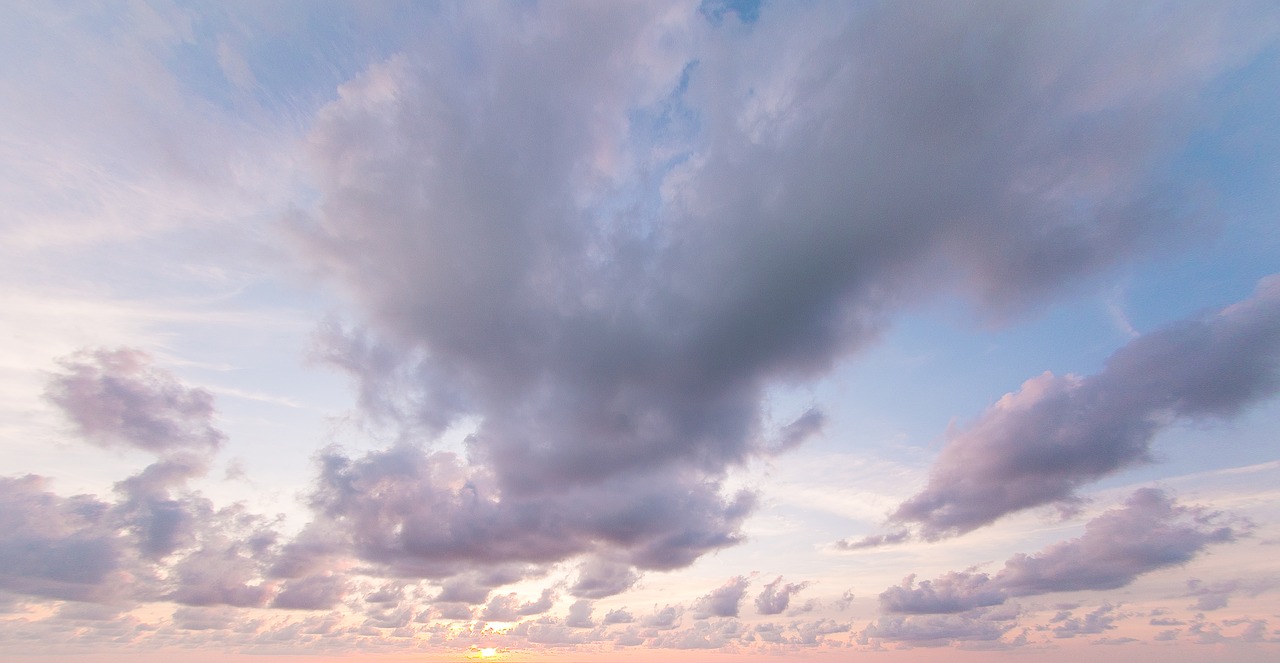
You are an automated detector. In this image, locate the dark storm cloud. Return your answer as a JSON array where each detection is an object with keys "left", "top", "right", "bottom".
[
  {"left": 755, "top": 576, "right": 810, "bottom": 615},
  {"left": 693, "top": 575, "right": 750, "bottom": 618},
  {"left": 283, "top": 1, "right": 1278, "bottom": 587},
  {"left": 879, "top": 489, "right": 1241, "bottom": 615},
  {"left": 46, "top": 348, "right": 225, "bottom": 454},
  {"left": 891, "top": 276, "right": 1280, "bottom": 539}
]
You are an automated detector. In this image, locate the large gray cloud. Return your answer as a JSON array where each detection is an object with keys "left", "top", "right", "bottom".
[
  {"left": 888, "top": 276, "right": 1280, "bottom": 539},
  {"left": 284, "top": 0, "right": 1277, "bottom": 589},
  {"left": 879, "top": 488, "right": 1242, "bottom": 615}
]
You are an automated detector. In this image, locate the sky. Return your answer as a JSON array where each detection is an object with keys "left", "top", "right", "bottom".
[{"left": 2, "top": 0, "right": 1280, "bottom": 661}]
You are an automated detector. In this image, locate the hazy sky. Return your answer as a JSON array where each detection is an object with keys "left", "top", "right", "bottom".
[{"left": 2, "top": 1, "right": 1279, "bottom": 661}]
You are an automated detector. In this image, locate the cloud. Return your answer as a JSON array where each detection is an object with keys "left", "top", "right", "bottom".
[
  {"left": 45, "top": 348, "right": 225, "bottom": 455},
  {"left": 164, "top": 503, "right": 279, "bottom": 608},
  {"left": 278, "top": 0, "right": 1280, "bottom": 593},
  {"left": 1, "top": 349, "right": 280, "bottom": 607},
  {"left": 879, "top": 488, "right": 1242, "bottom": 614},
  {"left": 0, "top": 475, "right": 125, "bottom": 602},
  {"left": 292, "top": 443, "right": 752, "bottom": 586},
  {"left": 890, "top": 276, "right": 1280, "bottom": 539},
  {"left": 640, "top": 605, "right": 683, "bottom": 630},
  {"left": 1183, "top": 577, "right": 1278, "bottom": 611},
  {"left": 755, "top": 576, "right": 810, "bottom": 615},
  {"left": 271, "top": 574, "right": 350, "bottom": 611},
  {"left": 859, "top": 610, "right": 1016, "bottom": 648},
  {"left": 569, "top": 557, "right": 643, "bottom": 599},
  {"left": 565, "top": 599, "right": 595, "bottom": 628},
  {"left": 603, "top": 607, "right": 635, "bottom": 625},
  {"left": 835, "top": 530, "right": 910, "bottom": 551},
  {"left": 1050, "top": 604, "right": 1121, "bottom": 639},
  {"left": 693, "top": 575, "right": 750, "bottom": 618},
  {"left": 112, "top": 454, "right": 209, "bottom": 559},
  {"left": 481, "top": 588, "right": 557, "bottom": 622},
  {"left": 879, "top": 572, "right": 1005, "bottom": 615}
]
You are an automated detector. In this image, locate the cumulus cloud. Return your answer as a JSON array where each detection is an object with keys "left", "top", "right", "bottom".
[
  {"left": 693, "top": 575, "right": 750, "bottom": 619},
  {"left": 755, "top": 576, "right": 810, "bottom": 615},
  {"left": 1183, "top": 577, "right": 1278, "bottom": 611},
  {"left": 291, "top": 444, "right": 751, "bottom": 586},
  {"left": 879, "top": 489, "right": 1242, "bottom": 614},
  {"left": 890, "top": 276, "right": 1280, "bottom": 539},
  {"left": 46, "top": 348, "right": 225, "bottom": 454},
  {"left": 565, "top": 599, "right": 595, "bottom": 629},
  {"left": 603, "top": 607, "right": 635, "bottom": 625},
  {"left": 481, "top": 588, "right": 557, "bottom": 622},
  {"left": 1050, "top": 604, "right": 1121, "bottom": 639},
  {"left": 0, "top": 475, "right": 125, "bottom": 603},
  {"left": 859, "top": 610, "right": 1016, "bottom": 648},
  {"left": 271, "top": 574, "right": 350, "bottom": 611},
  {"left": 569, "top": 557, "right": 644, "bottom": 599},
  {"left": 0, "top": 350, "right": 296, "bottom": 614},
  {"left": 283, "top": 0, "right": 1278, "bottom": 588}
]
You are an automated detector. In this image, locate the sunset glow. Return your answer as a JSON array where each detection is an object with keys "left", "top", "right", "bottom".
[{"left": 1, "top": 1, "right": 1278, "bottom": 662}]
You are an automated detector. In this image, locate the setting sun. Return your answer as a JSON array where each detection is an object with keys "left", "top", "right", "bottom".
[{"left": 464, "top": 646, "right": 501, "bottom": 660}]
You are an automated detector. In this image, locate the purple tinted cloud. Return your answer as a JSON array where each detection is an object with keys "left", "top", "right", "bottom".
[
  {"left": 891, "top": 277, "right": 1280, "bottom": 539},
  {"left": 859, "top": 610, "right": 1016, "bottom": 648},
  {"left": 1051, "top": 604, "right": 1119, "bottom": 639},
  {"left": 46, "top": 348, "right": 225, "bottom": 454},
  {"left": 271, "top": 574, "right": 350, "bottom": 611},
  {"left": 0, "top": 475, "right": 123, "bottom": 602},
  {"left": 279, "top": 0, "right": 1277, "bottom": 588},
  {"left": 1183, "top": 577, "right": 1278, "bottom": 611},
  {"left": 755, "top": 576, "right": 810, "bottom": 615},
  {"left": 0, "top": 350, "right": 296, "bottom": 611},
  {"left": 879, "top": 489, "right": 1242, "bottom": 614},
  {"left": 288, "top": 444, "right": 752, "bottom": 586},
  {"left": 693, "top": 575, "right": 751, "bottom": 619}
]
